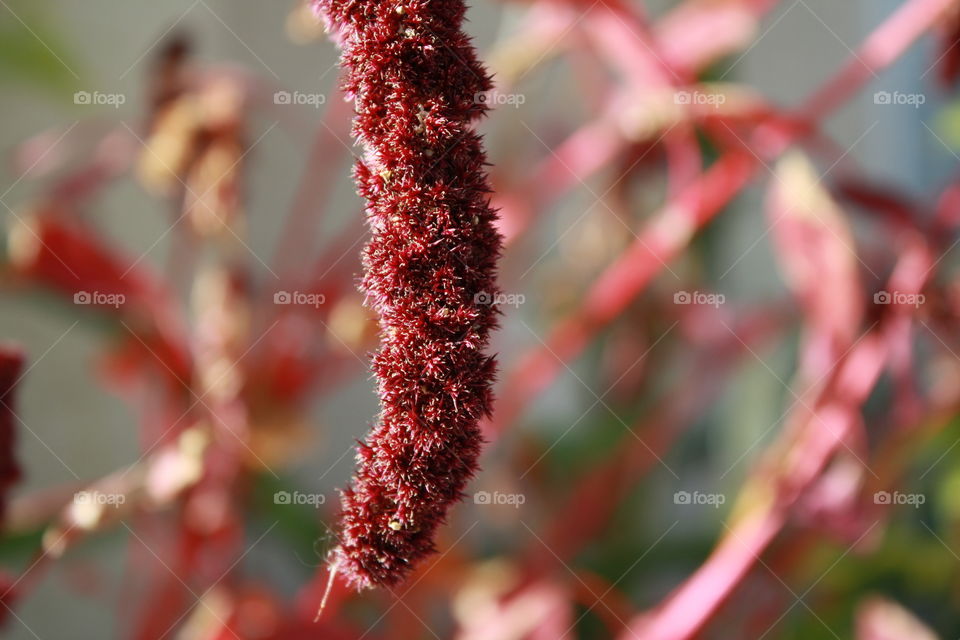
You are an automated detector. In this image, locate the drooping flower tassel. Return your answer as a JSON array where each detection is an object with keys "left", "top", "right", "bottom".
[{"left": 313, "top": 0, "right": 502, "bottom": 589}]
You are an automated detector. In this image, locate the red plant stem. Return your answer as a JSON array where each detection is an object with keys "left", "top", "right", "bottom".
[
  {"left": 492, "top": 149, "right": 756, "bottom": 434},
  {"left": 737, "top": 323, "right": 960, "bottom": 640},
  {"left": 800, "top": 0, "right": 956, "bottom": 122},
  {"left": 493, "top": 0, "right": 771, "bottom": 244},
  {"left": 534, "top": 306, "right": 787, "bottom": 564},
  {"left": 0, "top": 347, "right": 23, "bottom": 523},
  {"left": 581, "top": 1, "right": 674, "bottom": 87},
  {"left": 494, "top": 2, "right": 685, "bottom": 242},
  {"left": 496, "top": 111, "right": 625, "bottom": 243},
  {"left": 640, "top": 508, "right": 788, "bottom": 640},
  {"left": 626, "top": 186, "right": 941, "bottom": 639},
  {"left": 493, "top": 0, "right": 782, "bottom": 245},
  {"left": 625, "top": 331, "right": 889, "bottom": 640},
  {"left": 11, "top": 216, "right": 193, "bottom": 390},
  {"left": 492, "top": 0, "right": 950, "bottom": 438}
]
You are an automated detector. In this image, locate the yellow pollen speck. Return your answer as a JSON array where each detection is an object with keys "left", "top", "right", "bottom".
[{"left": 388, "top": 520, "right": 402, "bottom": 531}]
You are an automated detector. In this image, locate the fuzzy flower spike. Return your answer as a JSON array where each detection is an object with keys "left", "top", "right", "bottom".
[{"left": 313, "top": 0, "right": 502, "bottom": 590}]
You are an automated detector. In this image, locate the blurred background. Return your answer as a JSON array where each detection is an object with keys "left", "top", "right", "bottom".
[{"left": 1, "top": 0, "right": 960, "bottom": 638}]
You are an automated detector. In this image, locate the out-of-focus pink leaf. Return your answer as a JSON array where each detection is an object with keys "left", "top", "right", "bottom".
[
  {"left": 656, "top": 0, "right": 777, "bottom": 76},
  {"left": 455, "top": 578, "right": 572, "bottom": 640},
  {"left": 581, "top": 1, "right": 670, "bottom": 87},
  {"left": 8, "top": 214, "right": 193, "bottom": 389},
  {"left": 768, "top": 152, "right": 864, "bottom": 371},
  {"left": 856, "top": 596, "right": 940, "bottom": 640},
  {"left": 935, "top": 180, "right": 960, "bottom": 228}
]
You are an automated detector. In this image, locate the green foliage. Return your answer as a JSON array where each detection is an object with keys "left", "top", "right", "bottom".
[{"left": 0, "top": 3, "right": 77, "bottom": 94}]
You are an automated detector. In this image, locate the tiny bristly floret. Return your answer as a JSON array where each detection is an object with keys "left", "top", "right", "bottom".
[{"left": 313, "top": 0, "right": 502, "bottom": 589}]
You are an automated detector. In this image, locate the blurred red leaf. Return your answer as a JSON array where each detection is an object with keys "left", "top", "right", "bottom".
[{"left": 0, "top": 347, "right": 23, "bottom": 524}]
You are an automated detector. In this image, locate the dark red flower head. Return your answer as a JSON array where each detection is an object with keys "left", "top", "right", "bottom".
[{"left": 313, "top": 0, "right": 502, "bottom": 589}]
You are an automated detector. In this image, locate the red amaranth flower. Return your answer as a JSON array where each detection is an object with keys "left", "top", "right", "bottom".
[{"left": 314, "top": 0, "right": 502, "bottom": 589}]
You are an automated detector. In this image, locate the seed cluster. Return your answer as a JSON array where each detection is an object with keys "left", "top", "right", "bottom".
[{"left": 314, "top": 0, "right": 502, "bottom": 588}]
